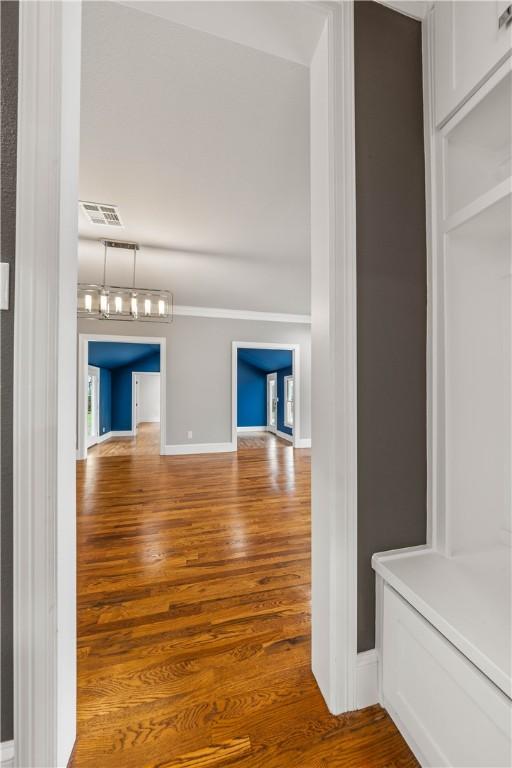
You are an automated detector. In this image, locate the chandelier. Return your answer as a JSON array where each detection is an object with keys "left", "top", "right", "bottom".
[{"left": 77, "top": 240, "right": 173, "bottom": 323}]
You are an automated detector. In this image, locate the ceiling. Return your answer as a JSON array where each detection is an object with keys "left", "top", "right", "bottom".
[
  {"left": 238, "top": 347, "right": 292, "bottom": 373},
  {"left": 88, "top": 342, "right": 160, "bottom": 369},
  {"left": 118, "top": 1, "right": 326, "bottom": 66},
  {"left": 79, "top": 1, "right": 311, "bottom": 313}
]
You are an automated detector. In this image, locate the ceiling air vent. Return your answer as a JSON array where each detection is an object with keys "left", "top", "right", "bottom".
[{"left": 79, "top": 201, "right": 123, "bottom": 227}]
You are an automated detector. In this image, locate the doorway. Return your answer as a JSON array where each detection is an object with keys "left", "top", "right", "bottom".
[
  {"left": 13, "top": 4, "right": 361, "bottom": 764},
  {"left": 132, "top": 372, "right": 161, "bottom": 434},
  {"left": 78, "top": 334, "right": 166, "bottom": 459},
  {"left": 232, "top": 341, "right": 300, "bottom": 449}
]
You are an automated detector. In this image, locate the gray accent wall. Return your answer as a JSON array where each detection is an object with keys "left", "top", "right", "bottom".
[
  {"left": 355, "top": 1, "right": 427, "bottom": 652},
  {"left": 0, "top": 0, "right": 18, "bottom": 743},
  {"left": 77, "top": 317, "right": 311, "bottom": 446}
]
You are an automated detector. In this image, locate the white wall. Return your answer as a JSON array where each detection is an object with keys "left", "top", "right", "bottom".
[
  {"left": 78, "top": 316, "right": 311, "bottom": 448},
  {"left": 137, "top": 374, "right": 160, "bottom": 423}
]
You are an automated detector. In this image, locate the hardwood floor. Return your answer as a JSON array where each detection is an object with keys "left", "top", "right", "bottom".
[
  {"left": 237, "top": 431, "right": 291, "bottom": 450},
  {"left": 73, "top": 437, "right": 418, "bottom": 767},
  {"left": 88, "top": 421, "right": 161, "bottom": 457}
]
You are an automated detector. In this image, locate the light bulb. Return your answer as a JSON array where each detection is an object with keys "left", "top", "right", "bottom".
[
  {"left": 158, "top": 299, "right": 165, "bottom": 315},
  {"left": 144, "top": 299, "right": 151, "bottom": 316},
  {"left": 115, "top": 296, "right": 122, "bottom": 313},
  {"left": 100, "top": 294, "right": 108, "bottom": 313},
  {"left": 85, "top": 294, "right": 92, "bottom": 312},
  {"left": 131, "top": 297, "right": 138, "bottom": 317}
]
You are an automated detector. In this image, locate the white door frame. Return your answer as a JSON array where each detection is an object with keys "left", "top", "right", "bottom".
[
  {"left": 14, "top": 2, "right": 359, "bottom": 764},
  {"left": 132, "top": 371, "right": 161, "bottom": 433},
  {"left": 87, "top": 365, "right": 101, "bottom": 447},
  {"left": 133, "top": 373, "right": 139, "bottom": 432},
  {"left": 232, "top": 341, "right": 301, "bottom": 449},
  {"left": 78, "top": 334, "right": 166, "bottom": 459},
  {"left": 283, "top": 374, "right": 294, "bottom": 430},
  {"left": 266, "top": 372, "right": 278, "bottom": 432},
  {"left": 13, "top": 3, "right": 82, "bottom": 765}
]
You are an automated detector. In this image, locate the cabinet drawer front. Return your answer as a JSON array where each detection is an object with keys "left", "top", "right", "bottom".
[{"left": 383, "top": 585, "right": 512, "bottom": 768}]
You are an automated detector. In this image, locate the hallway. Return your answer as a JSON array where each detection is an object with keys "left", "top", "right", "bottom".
[{"left": 73, "top": 442, "right": 417, "bottom": 767}]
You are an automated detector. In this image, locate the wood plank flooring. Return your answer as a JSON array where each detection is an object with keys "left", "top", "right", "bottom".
[
  {"left": 237, "top": 431, "right": 291, "bottom": 450},
  {"left": 73, "top": 436, "right": 418, "bottom": 767},
  {"left": 88, "top": 421, "right": 161, "bottom": 457}
]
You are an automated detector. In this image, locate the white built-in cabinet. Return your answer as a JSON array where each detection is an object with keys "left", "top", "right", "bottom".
[
  {"left": 374, "top": 3, "right": 511, "bottom": 766},
  {"left": 434, "top": 0, "right": 512, "bottom": 125}
]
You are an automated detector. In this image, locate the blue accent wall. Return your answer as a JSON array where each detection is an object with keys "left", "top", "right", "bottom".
[
  {"left": 238, "top": 347, "right": 292, "bottom": 373},
  {"left": 111, "top": 351, "right": 160, "bottom": 431},
  {"left": 89, "top": 342, "right": 159, "bottom": 370},
  {"left": 237, "top": 359, "right": 266, "bottom": 427},
  {"left": 236, "top": 349, "right": 293, "bottom": 434},
  {"left": 89, "top": 342, "right": 160, "bottom": 434}
]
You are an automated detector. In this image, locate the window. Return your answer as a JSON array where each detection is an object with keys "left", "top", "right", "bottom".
[{"left": 284, "top": 375, "right": 294, "bottom": 428}]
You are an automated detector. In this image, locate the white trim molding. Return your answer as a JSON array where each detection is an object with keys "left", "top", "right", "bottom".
[
  {"left": 236, "top": 426, "right": 268, "bottom": 433},
  {"left": 14, "top": 2, "right": 82, "bottom": 765},
  {"left": 78, "top": 334, "right": 166, "bottom": 460},
  {"left": 164, "top": 442, "right": 236, "bottom": 455},
  {"left": 275, "top": 429, "right": 294, "bottom": 443},
  {"left": 0, "top": 741, "right": 14, "bottom": 767},
  {"left": 231, "top": 341, "right": 303, "bottom": 451},
  {"left": 355, "top": 650, "right": 379, "bottom": 710},
  {"left": 174, "top": 304, "right": 311, "bottom": 324},
  {"left": 310, "top": 1, "right": 358, "bottom": 714},
  {"left": 294, "top": 437, "right": 311, "bottom": 449},
  {"left": 98, "top": 430, "right": 135, "bottom": 442}
]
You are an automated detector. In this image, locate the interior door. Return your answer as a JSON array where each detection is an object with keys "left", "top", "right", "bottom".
[
  {"left": 267, "top": 372, "right": 278, "bottom": 431},
  {"left": 87, "top": 366, "right": 100, "bottom": 447}
]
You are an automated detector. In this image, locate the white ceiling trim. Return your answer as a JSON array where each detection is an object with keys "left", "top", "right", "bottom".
[{"left": 174, "top": 304, "right": 311, "bottom": 324}]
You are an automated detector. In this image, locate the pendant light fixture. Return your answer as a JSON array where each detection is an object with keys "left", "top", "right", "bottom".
[{"left": 77, "top": 240, "right": 173, "bottom": 323}]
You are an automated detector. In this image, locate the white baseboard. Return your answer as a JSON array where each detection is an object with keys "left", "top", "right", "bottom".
[
  {"left": 237, "top": 426, "right": 268, "bottom": 433},
  {"left": 138, "top": 417, "right": 160, "bottom": 423},
  {"left": 0, "top": 741, "right": 14, "bottom": 766},
  {"left": 275, "top": 429, "right": 294, "bottom": 443},
  {"left": 164, "top": 441, "right": 236, "bottom": 455},
  {"left": 97, "top": 430, "right": 134, "bottom": 442},
  {"left": 294, "top": 437, "right": 311, "bottom": 448},
  {"left": 111, "top": 430, "right": 135, "bottom": 438},
  {"left": 356, "top": 649, "right": 379, "bottom": 709}
]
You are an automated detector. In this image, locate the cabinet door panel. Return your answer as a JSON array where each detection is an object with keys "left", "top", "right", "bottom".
[
  {"left": 382, "top": 586, "right": 512, "bottom": 768},
  {"left": 435, "top": 1, "right": 512, "bottom": 125}
]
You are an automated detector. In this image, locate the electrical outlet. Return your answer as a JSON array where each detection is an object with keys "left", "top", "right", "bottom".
[
  {"left": 187, "top": 430, "right": 193, "bottom": 439},
  {"left": 103, "top": 427, "right": 106, "bottom": 433}
]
